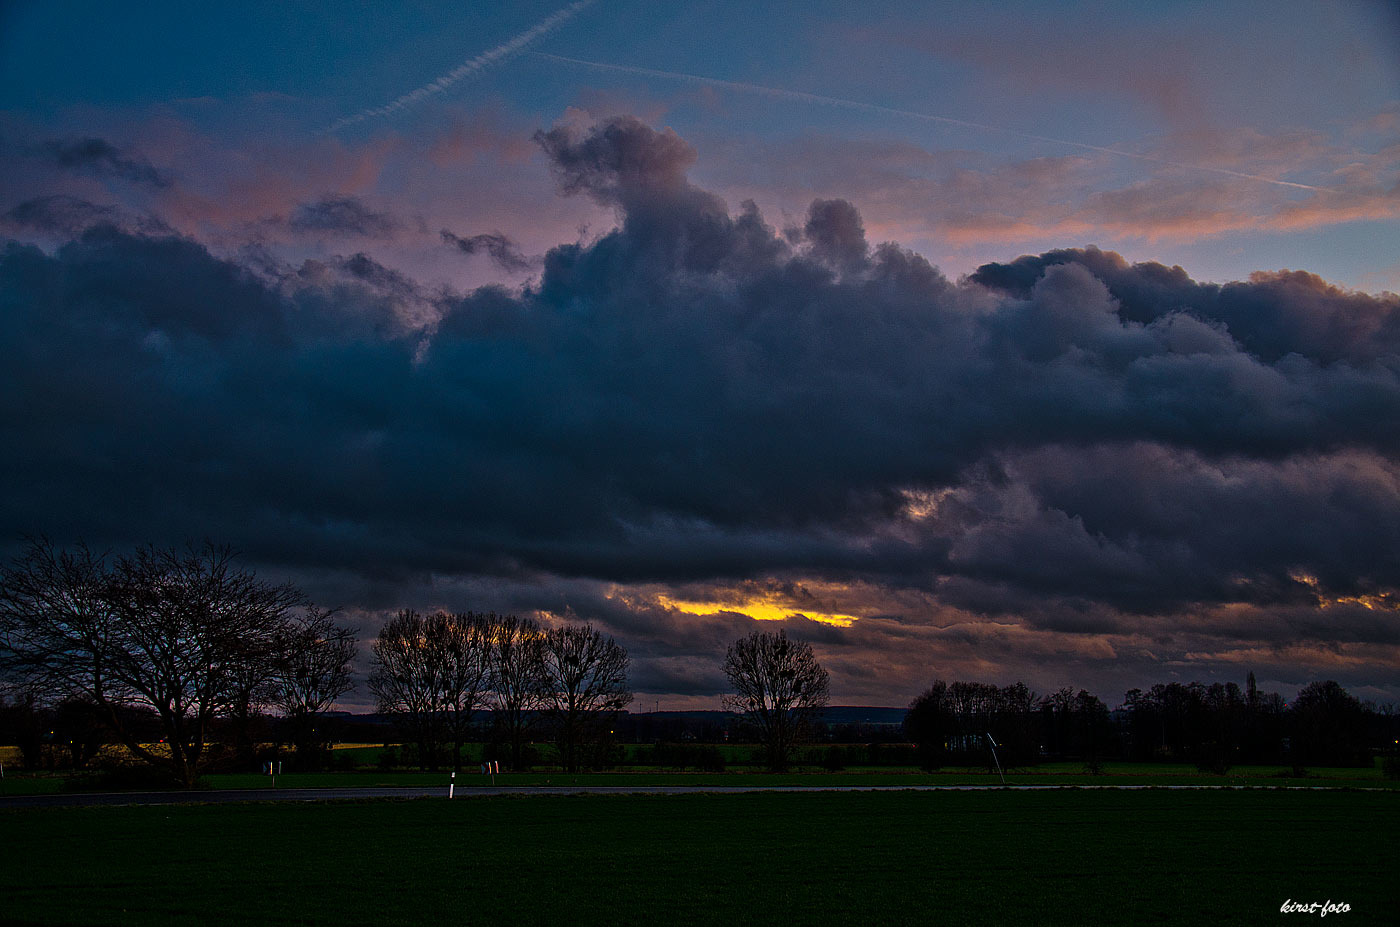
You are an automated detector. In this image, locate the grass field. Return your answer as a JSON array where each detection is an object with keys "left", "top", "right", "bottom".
[{"left": 1, "top": 789, "right": 1395, "bottom": 926}]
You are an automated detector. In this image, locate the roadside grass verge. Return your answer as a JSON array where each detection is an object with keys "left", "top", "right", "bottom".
[{"left": 4, "top": 759, "right": 1395, "bottom": 795}]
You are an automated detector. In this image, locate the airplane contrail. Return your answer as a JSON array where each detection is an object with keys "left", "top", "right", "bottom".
[
  {"left": 536, "top": 52, "right": 1349, "bottom": 196},
  {"left": 327, "top": 0, "right": 596, "bottom": 133}
]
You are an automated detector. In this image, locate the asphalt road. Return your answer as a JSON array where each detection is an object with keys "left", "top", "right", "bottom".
[{"left": 3, "top": 782, "right": 1367, "bottom": 809}]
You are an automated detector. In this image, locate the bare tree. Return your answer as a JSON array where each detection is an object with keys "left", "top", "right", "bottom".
[
  {"left": 369, "top": 610, "right": 491, "bottom": 770},
  {"left": 0, "top": 540, "right": 113, "bottom": 711},
  {"left": 488, "top": 614, "right": 545, "bottom": 771},
  {"left": 0, "top": 539, "right": 307, "bottom": 787},
  {"left": 905, "top": 680, "right": 956, "bottom": 771},
  {"left": 723, "top": 628, "right": 829, "bottom": 771},
  {"left": 224, "top": 630, "right": 282, "bottom": 766},
  {"left": 538, "top": 624, "right": 631, "bottom": 772},
  {"left": 369, "top": 609, "right": 444, "bottom": 769},
  {"left": 429, "top": 612, "right": 491, "bottom": 771},
  {"left": 274, "top": 606, "right": 357, "bottom": 770}
]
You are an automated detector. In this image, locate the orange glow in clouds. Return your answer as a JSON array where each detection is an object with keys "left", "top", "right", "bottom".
[{"left": 656, "top": 593, "right": 861, "bottom": 628}]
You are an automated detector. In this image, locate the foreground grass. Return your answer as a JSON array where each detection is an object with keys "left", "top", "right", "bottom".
[{"left": 2, "top": 790, "right": 1396, "bottom": 926}]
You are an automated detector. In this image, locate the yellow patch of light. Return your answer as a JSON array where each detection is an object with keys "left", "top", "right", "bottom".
[
  {"left": 657, "top": 594, "right": 861, "bottom": 628},
  {"left": 899, "top": 487, "right": 954, "bottom": 521},
  {"left": 1327, "top": 592, "right": 1395, "bottom": 611},
  {"left": 1288, "top": 570, "right": 1397, "bottom": 610}
]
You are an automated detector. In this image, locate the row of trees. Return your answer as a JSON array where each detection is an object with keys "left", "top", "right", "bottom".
[
  {"left": 0, "top": 541, "right": 648, "bottom": 781},
  {"left": 705, "top": 632, "right": 1397, "bottom": 774},
  {"left": 0, "top": 544, "right": 826, "bottom": 776},
  {"left": 903, "top": 674, "right": 1392, "bottom": 771},
  {"left": 372, "top": 625, "right": 831, "bottom": 774},
  {"left": 369, "top": 611, "right": 631, "bottom": 773},
  {"left": 904, "top": 681, "right": 1111, "bottom": 769},
  {"left": 0, "top": 541, "right": 642, "bottom": 782},
  {"left": 1120, "top": 676, "right": 1379, "bottom": 769},
  {"left": 0, "top": 540, "right": 355, "bottom": 786},
  {"left": 364, "top": 623, "right": 831, "bottom": 774}
]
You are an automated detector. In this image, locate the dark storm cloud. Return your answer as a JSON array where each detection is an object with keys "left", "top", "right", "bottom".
[
  {"left": 5, "top": 195, "right": 123, "bottom": 234},
  {"left": 535, "top": 117, "right": 697, "bottom": 208},
  {"left": 284, "top": 252, "right": 435, "bottom": 340},
  {"left": 924, "top": 445, "right": 1400, "bottom": 615},
  {"left": 287, "top": 196, "right": 401, "bottom": 237},
  {"left": 440, "top": 229, "right": 534, "bottom": 272},
  {"left": 803, "top": 198, "right": 868, "bottom": 273},
  {"left": 971, "top": 246, "right": 1400, "bottom": 365},
  {"left": 3, "top": 196, "right": 171, "bottom": 238},
  {"left": 34, "top": 136, "right": 171, "bottom": 188},
  {"left": 3, "top": 115, "right": 1400, "bottom": 653}
]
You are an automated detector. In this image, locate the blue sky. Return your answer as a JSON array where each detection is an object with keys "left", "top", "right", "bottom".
[
  {"left": 2, "top": 1, "right": 1399, "bottom": 707},
  {"left": 4, "top": 0, "right": 1396, "bottom": 288}
]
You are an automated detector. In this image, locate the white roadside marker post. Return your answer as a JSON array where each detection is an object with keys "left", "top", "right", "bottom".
[
  {"left": 449, "top": 771, "right": 455, "bottom": 799},
  {"left": 986, "top": 733, "right": 1007, "bottom": 785}
]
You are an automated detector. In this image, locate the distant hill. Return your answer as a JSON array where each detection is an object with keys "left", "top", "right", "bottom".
[
  {"left": 622, "top": 706, "right": 907, "bottom": 725},
  {"left": 323, "top": 706, "right": 908, "bottom": 725},
  {"left": 817, "top": 706, "right": 907, "bottom": 725}
]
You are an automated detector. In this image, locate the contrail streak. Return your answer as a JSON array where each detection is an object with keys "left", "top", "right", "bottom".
[
  {"left": 327, "top": 0, "right": 596, "bottom": 133},
  {"left": 537, "top": 52, "right": 1349, "bottom": 196}
]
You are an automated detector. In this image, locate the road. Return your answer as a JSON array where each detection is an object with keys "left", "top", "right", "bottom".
[{"left": 3, "top": 782, "right": 1371, "bottom": 809}]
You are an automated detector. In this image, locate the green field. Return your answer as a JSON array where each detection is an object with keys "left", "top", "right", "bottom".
[{"left": 2, "top": 789, "right": 1396, "bottom": 925}]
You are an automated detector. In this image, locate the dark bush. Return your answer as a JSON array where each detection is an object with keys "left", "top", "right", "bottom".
[
  {"left": 795, "top": 746, "right": 846, "bottom": 771},
  {"left": 63, "top": 761, "right": 183, "bottom": 792},
  {"left": 647, "top": 743, "right": 726, "bottom": 772},
  {"left": 1192, "top": 741, "right": 1233, "bottom": 775},
  {"left": 866, "top": 743, "right": 919, "bottom": 767}
]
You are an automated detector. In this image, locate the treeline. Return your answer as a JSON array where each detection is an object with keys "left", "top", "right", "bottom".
[{"left": 904, "top": 674, "right": 1399, "bottom": 772}]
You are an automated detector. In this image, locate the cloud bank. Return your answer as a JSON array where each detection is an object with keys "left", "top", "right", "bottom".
[{"left": 3, "top": 115, "right": 1398, "bottom": 703}]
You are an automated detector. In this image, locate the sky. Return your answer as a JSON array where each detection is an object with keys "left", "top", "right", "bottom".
[{"left": 2, "top": 0, "right": 1399, "bottom": 709}]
